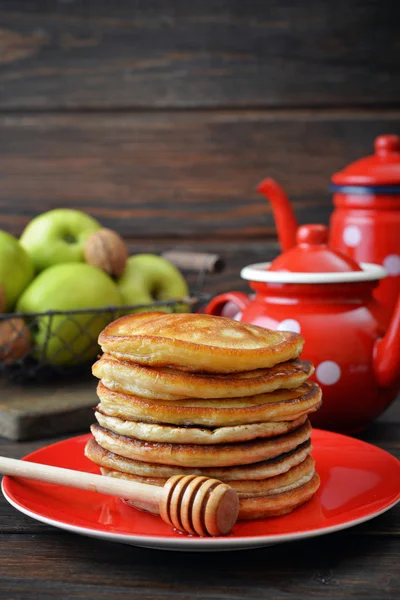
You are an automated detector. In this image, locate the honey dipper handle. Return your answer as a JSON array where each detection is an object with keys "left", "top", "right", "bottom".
[
  {"left": 0, "top": 456, "right": 161, "bottom": 512},
  {"left": 0, "top": 457, "right": 238, "bottom": 536}
]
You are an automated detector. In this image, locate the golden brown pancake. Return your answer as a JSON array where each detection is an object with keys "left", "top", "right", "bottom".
[
  {"left": 230, "top": 455, "right": 315, "bottom": 497},
  {"left": 88, "top": 310, "right": 321, "bottom": 523},
  {"left": 85, "top": 437, "right": 312, "bottom": 480},
  {"left": 90, "top": 420, "right": 311, "bottom": 468},
  {"left": 94, "top": 411, "right": 307, "bottom": 444},
  {"left": 238, "top": 473, "right": 320, "bottom": 519},
  {"left": 104, "top": 467, "right": 320, "bottom": 520},
  {"left": 100, "top": 455, "right": 315, "bottom": 497},
  {"left": 92, "top": 355, "right": 314, "bottom": 400},
  {"left": 96, "top": 381, "right": 322, "bottom": 426},
  {"left": 99, "top": 312, "right": 304, "bottom": 373}
]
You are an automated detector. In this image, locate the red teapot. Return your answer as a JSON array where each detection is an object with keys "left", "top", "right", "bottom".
[
  {"left": 256, "top": 134, "right": 400, "bottom": 321},
  {"left": 205, "top": 224, "right": 400, "bottom": 433}
]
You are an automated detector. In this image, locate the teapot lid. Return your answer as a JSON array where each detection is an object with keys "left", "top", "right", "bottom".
[
  {"left": 268, "top": 224, "right": 362, "bottom": 273},
  {"left": 241, "top": 224, "right": 387, "bottom": 284},
  {"left": 332, "top": 135, "right": 400, "bottom": 187}
]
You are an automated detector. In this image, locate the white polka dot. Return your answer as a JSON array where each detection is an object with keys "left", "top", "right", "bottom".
[
  {"left": 343, "top": 225, "right": 362, "bottom": 247},
  {"left": 233, "top": 311, "right": 242, "bottom": 321},
  {"left": 276, "top": 319, "right": 301, "bottom": 334},
  {"left": 383, "top": 254, "right": 400, "bottom": 276},
  {"left": 316, "top": 361, "right": 341, "bottom": 386}
]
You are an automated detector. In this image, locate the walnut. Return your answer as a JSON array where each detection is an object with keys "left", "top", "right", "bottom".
[
  {"left": 84, "top": 228, "right": 128, "bottom": 277},
  {"left": 0, "top": 317, "right": 31, "bottom": 364}
]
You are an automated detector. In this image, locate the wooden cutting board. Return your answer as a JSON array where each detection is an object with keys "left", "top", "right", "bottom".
[{"left": 0, "top": 379, "right": 97, "bottom": 441}]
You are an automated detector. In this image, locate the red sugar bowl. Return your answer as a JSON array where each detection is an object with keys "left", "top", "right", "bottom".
[{"left": 206, "top": 224, "right": 400, "bottom": 433}]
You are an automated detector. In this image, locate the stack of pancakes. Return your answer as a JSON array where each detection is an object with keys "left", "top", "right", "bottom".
[{"left": 85, "top": 312, "right": 321, "bottom": 520}]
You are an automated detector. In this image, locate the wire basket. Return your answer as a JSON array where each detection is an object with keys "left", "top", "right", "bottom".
[{"left": 0, "top": 295, "right": 210, "bottom": 383}]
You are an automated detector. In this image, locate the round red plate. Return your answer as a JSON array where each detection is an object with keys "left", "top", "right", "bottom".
[{"left": 2, "top": 430, "right": 399, "bottom": 551}]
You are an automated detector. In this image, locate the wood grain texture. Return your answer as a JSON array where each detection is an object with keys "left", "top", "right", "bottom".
[
  {"left": 0, "top": 0, "right": 399, "bottom": 110},
  {"left": 1, "top": 110, "right": 399, "bottom": 240},
  {"left": 0, "top": 532, "right": 399, "bottom": 599},
  {"left": 0, "top": 379, "right": 96, "bottom": 441}
]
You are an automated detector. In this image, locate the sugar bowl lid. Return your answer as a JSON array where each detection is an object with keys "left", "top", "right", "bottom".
[
  {"left": 331, "top": 135, "right": 400, "bottom": 187},
  {"left": 241, "top": 224, "right": 386, "bottom": 284}
]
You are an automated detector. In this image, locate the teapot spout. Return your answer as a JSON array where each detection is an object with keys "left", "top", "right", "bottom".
[
  {"left": 257, "top": 178, "right": 298, "bottom": 251},
  {"left": 374, "top": 295, "right": 400, "bottom": 388}
]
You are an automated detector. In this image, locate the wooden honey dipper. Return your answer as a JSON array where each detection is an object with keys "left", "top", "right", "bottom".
[{"left": 0, "top": 456, "right": 239, "bottom": 537}]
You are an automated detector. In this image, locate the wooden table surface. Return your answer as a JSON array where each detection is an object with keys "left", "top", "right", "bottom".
[{"left": 0, "top": 400, "right": 399, "bottom": 600}]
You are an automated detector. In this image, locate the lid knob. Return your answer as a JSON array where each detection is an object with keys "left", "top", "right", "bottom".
[
  {"left": 374, "top": 135, "right": 400, "bottom": 156},
  {"left": 296, "top": 224, "right": 329, "bottom": 246}
]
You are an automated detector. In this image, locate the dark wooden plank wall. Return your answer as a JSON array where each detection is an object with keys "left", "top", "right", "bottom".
[
  {"left": 1, "top": 0, "right": 399, "bottom": 109},
  {"left": 0, "top": 0, "right": 399, "bottom": 292}
]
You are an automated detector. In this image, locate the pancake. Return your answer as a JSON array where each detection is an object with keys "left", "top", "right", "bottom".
[
  {"left": 238, "top": 473, "right": 320, "bottom": 519},
  {"left": 96, "top": 381, "right": 322, "bottom": 426},
  {"left": 94, "top": 411, "right": 307, "bottom": 444},
  {"left": 90, "top": 420, "right": 312, "bottom": 467},
  {"left": 93, "top": 355, "right": 314, "bottom": 400},
  {"left": 85, "top": 437, "right": 312, "bottom": 480},
  {"left": 99, "top": 312, "right": 304, "bottom": 373},
  {"left": 100, "top": 455, "right": 316, "bottom": 497},
  {"left": 230, "top": 455, "right": 315, "bottom": 497},
  {"left": 105, "top": 468, "right": 320, "bottom": 520}
]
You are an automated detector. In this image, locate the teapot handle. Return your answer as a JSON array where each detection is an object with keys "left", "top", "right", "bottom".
[
  {"left": 373, "top": 293, "right": 400, "bottom": 389},
  {"left": 205, "top": 292, "right": 251, "bottom": 317}
]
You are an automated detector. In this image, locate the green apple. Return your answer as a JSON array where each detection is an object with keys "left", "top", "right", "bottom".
[
  {"left": 0, "top": 231, "right": 34, "bottom": 311},
  {"left": 17, "top": 263, "right": 122, "bottom": 366},
  {"left": 117, "top": 254, "right": 189, "bottom": 313},
  {"left": 20, "top": 209, "right": 101, "bottom": 272}
]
